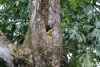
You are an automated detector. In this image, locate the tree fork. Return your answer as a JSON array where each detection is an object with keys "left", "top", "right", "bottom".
[{"left": 0, "top": 0, "right": 62, "bottom": 67}]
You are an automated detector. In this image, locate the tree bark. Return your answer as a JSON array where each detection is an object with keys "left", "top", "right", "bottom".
[
  {"left": 0, "top": 30, "right": 14, "bottom": 67},
  {"left": 0, "top": 0, "right": 62, "bottom": 67},
  {"left": 29, "top": 0, "right": 62, "bottom": 67}
]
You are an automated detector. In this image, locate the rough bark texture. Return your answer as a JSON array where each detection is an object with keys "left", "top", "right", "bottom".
[
  {"left": 0, "top": 0, "right": 62, "bottom": 67},
  {"left": 0, "top": 30, "right": 14, "bottom": 67},
  {"left": 29, "top": 0, "right": 62, "bottom": 67}
]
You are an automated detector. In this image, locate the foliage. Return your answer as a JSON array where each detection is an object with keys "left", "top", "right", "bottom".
[
  {"left": 61, "top": 0, "right": 100, "bottom": 67},
  {"left": 0, "top": 0, "right": 30, "bottom": 44}
]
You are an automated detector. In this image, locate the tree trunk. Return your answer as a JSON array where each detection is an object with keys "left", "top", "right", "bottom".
[
  {"left": 0, "top": 0, "right": 62, "bottom": 67},
  {"left": 29, "top": 0, "right": 62, "bottom": 67}
]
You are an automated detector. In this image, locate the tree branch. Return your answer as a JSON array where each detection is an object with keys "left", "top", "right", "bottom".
[{"left": 0, "top": 30, "right": 14, "bottom": 67}]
